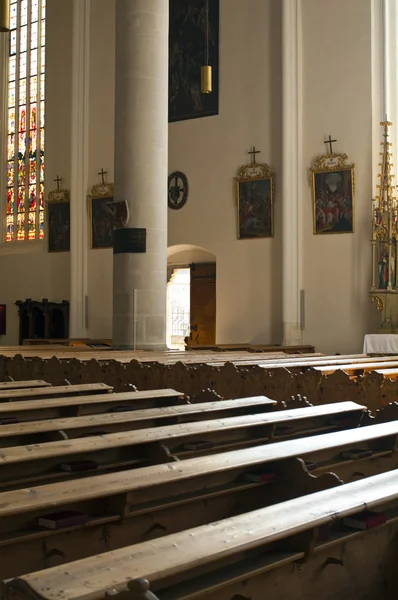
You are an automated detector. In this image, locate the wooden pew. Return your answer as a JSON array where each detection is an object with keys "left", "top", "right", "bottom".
[
  {"left": 0, "top": 383, "right": 112, "bottom": 402},
  {"left": 0, "top": 416, "right": 396, "bottom": 577},
  {"left": 0, "top": 397, "right": 277, "bottom": 447},
  {"left": 0, "top": 389, "right": 186, "bottom": 423},
  {"left": 0, "top": 401, "right": 365, "bottom": 490},
  {"left": 4, "top": 469, "right": 398, "bottom": 600},
  {"left": 313, "top": 360, "right": 398, "bottom": 376},
  {"left": 0, "top": 381, "right": 51, "bottom": 391}
]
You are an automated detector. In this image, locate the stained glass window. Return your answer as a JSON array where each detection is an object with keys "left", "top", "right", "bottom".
[{"left": 6, "top": 0, "right": 45, "bottom": 242}]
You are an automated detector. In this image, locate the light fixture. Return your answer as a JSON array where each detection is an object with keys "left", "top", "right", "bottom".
[
  {"left": 0, "top": 0, "right": 10, "bottom": 33},
  {"left": 201, "top": 0, "right": 212, "bottom": 94}
]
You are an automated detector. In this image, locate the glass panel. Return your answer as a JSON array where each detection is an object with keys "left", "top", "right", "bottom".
[
  {"left": 39, "top": 208, "right": 44, "bottom": 239},
  {"left": 9, "top": 56, "right": 16, "bottom": 81},
  {"left": 29, "top": 130, "right": 37, "bottom": 184},
  {"left": 30, "top": 47, "right": 37, "bottom": 76},
  {"left": 20, "top": 25, "right": 27, "bottom": 53},
  {"left": 10, "top": 3, "right": 17, "bottom": 30},
  {"left": 39, "top": 182, "right": 44, "bottom": 208},
  {"left": 17, "top": 186, "right": 25, "bottom": 212},
  {"left": 30, "top": 21, "right": 38, "bottom": 49},
  {"left": 28, "top": 212, "right": 36, "bottom": 239},
  {"left": 30, "top": 75, "right": 37, "bottom": 103},
  {"left": 8, "top": 108, "right": 15, "bottom": 134},
  {"left": 7, "top": 188, "right": 14, "bottom": 214},
  {"left": 28, "top": 185, "right": 36, "bottom": 209},
  {"left": 7, "top": 162, "right": 14, "bottom": 187},
  {"left": 6, "top": 214, "right": 15, "bottom": 241},
  {"left": 8, "top": 80, "right": 15, "bottom": 108},
  {"left": 30, "top": 103, "right": 37, "bottom": 129},
  {"left": 40, "top": 46, "right": 45, "bottom": 72},
  {"left": 19, "top": 107, "right": 26, "bottom": 132},
  {"left": 41, "top": 0, "right": 46, "bottom": 20},
  {"left": 8, "top": 134, "right": 15, "bottom": 160},
  {"left": 19, "top": 78, "right": 26, "bottom": 105},
  {"left": 31, "top": 0, "right": 39, "bottom": 22},
  {"left": 20, "top": 0, "right": 28, "bottom": 26},
  {"left": 39, "top": 73, "right": 44, "bottom": 100},
  {"left": 20, "top": 52, "right": 27, "bottom": 78},
  {"left": 10, "top": 29, "right": 17, "bottom": 55},
  {"left": 40, "top": 104, "right": 44, "bottom": 127},
  {"left": 17, "top": 213, "right": 25, "bottom": 240}
]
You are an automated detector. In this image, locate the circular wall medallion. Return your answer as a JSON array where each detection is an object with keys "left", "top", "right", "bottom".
[{"left": 168, "top": 171, "right": 189, "bottom": 210}]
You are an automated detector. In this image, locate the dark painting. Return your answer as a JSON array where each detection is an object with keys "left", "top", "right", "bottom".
[
  {"left": 0, "top": 305, "right": 6, "bottom": 336},
  {"left": 48, "top": 202, "right": 70, "bottom": 252},
  {"left": 313, "top": 169, "right": 354, "bottom": 234},
  {"left": 238, "top": 179, "right": 273, "bottom": 239},
  {"left": 169, "top": 0, "right": 219, "bottom": 122},
  {"left": 91, "top": 196, "right": 114, "bottom": 249}
]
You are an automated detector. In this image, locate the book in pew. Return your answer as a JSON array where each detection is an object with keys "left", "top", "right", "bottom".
[
  {"left": 59, "top": 460, "right": 98, "bottom": 473},
  {"left": 340, "top": 448, "right": 373, "bottom": 460},
  {"left": 342, "top": 510, "right": 386, "bottom": 530},
  {"left": 182, "top": 441, "right": 214, "bottom": 451},
  {"left": 38, "top": 510, "right": 89, "bottom": 530},
  {"left": 242, "top": 471, "right": 276, "bottom": 484}
]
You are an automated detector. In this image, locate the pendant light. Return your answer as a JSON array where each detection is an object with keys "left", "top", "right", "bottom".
[{"left": 201, "top": 0, "right": 212, "bottom": 94}]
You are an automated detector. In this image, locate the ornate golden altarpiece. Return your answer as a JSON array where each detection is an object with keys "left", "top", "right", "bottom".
[{"left": 370, "top": 120, "right": 398, "bottom": 331}]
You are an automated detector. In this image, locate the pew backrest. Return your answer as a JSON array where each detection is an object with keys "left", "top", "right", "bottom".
[
  {"left": 0, "top": 383, "right": 112, "bottom": 402},
  {"left": 0, "top": 381, "right": 51, "bottom": 391},
  {"left": 6, "top": 469, "right": 398, "bottom": 600}
]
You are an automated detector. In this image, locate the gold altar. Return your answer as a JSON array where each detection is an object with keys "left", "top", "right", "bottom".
[{"left": 370, "top": 120, "right": 398, "bottom": 332}]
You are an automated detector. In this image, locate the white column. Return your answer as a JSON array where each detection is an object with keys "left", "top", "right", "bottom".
[
  {"left": 281, "top": 0, "right": 303, "bottom": 346},
  {"left": 69, "top": 0, "right": 90, "bottom": 339},
  {"left": 113, "top": 0, "right": 168, "bottom": 350}
]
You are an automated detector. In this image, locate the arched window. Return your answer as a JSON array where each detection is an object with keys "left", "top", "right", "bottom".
[{"left": 6, "top": 0, "right": 46, "bottom": 242}]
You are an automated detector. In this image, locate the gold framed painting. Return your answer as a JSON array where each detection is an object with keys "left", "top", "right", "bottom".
[
  {"left": 46, "top": 188, "right": 70, "bottom": 252},
  {"left": 310, "top": 153, "right": 355, "bottom": 235},
  {"left": 88, "top": 181, "right": 114, "bottom": 249},
  {"left": 235, "top": 162, "right": 274, "bottom": 239}
]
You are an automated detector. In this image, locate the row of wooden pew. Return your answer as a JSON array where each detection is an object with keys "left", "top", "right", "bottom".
[{"left": 0, "top": 378, "right": 397, "bottom": 599}]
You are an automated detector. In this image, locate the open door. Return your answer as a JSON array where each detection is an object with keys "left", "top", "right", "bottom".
[{"left": 188, "top": 262, "right": 216, "bottom": 346}]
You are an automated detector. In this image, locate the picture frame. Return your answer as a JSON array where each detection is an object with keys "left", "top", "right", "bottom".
[
  {"left": 169, "top": 0, "right": 219, "bottom": 122},
  {"left": 235, "top": 162, "right": 274, "bottom": 239},
  {"left": 310, "top": 153, "right": 355, "bottom": 235},
  {"left": 46, "top": 188, "right": 70, "bottom": 252},
  {"left": 88, "top": 181, "right": 115, "bottom": 249}
]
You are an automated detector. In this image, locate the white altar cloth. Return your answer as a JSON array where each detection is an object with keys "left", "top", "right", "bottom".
[{"left": 363, "top": 334, "right": 398, "bottom": 354}]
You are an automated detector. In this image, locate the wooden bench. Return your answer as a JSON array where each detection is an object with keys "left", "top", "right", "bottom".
[
  {"left": 0, "top": 389, "right": 186, "bottom": 423},
  {"left": 0, "top": 415, "right": 395, "bottom": 578},
  {"left": 313, "top": 360, "right": 398, "bottom": 376},
  {"left": 0, "top": 401, "right": 365, "bottom": 490},
  {"left": 0, "top": 397, "right": 277, "bottom": 447},
  {"left": 0, "top": 383, "right": 112, "bottom": 402},
  {"left": 0, "top": 381, "right": 51, "bottom": 391},
  {"left": 4, "top": 469, "right": 398, "bottom": 600}
]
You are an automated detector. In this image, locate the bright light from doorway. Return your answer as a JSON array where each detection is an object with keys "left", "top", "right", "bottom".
[{"left": 167, "top": 268, "right": 190, "bottom": 350}]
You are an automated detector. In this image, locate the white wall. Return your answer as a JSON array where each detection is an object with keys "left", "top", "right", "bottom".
[
  {"left": 301, "top": 0, "right": 379, "bottom": 353},
  {"left": 0, "top": 0, "right": 381, "bottom": 352}
]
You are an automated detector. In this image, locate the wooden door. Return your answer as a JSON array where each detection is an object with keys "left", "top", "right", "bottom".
[{"left": 188, "top": 263, "right": 216, "bottom": 346}]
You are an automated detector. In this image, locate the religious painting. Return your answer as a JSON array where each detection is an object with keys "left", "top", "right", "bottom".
[
  {"left": 169, "top": 0, "right": 219, "bottom": 122},
  {"left": 375, "top": 238, "right": 397, "bottom": 290},
  {"left": 47, "top": 189, "right": 70, "bottom": 253},
  {"left": 310, "top": 153, "right": 355, "bottom": 235},
  {"left": 88, "top": 182, "right": 115, "bottom": 249},
  {"left": 236, "top": 162, "right": 274, "bottom": 239}
]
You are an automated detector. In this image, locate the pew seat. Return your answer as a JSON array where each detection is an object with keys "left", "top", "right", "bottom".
[
  {"left": 5, "top": 469, "right": 398, "bottom": 600},
  {"left": 0, "top": 383, "right": 112, "bottom": 402},
  {"left": 0, "top": 381, "right": 51, "bottom": 391},
  {"left": 0, "top": 418, "right": 396, "bottom": 578},
  {"left": 0, "top": 396, "right": 277, "bottom": 447},
  {"left": 0, "top": 401, "right": 365, "bottom": 490},
  {"left": 0, "top": 389, "right": 186, "bottom": 423}
]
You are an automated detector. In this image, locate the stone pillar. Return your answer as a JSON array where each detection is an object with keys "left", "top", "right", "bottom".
[
  {"left": 69, "top": 0, "right": 90, "bottom": 339},
  {"left": 113, "top": 1, "right": 168, "bottom": 350},
  {"left": 281, "top": 0, "right": 303, "bottom": 346}
]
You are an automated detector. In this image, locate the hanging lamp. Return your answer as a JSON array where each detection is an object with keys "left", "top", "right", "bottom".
[
  {"left": 0, "top": 0, "right": 10, "bottom": 32},
  {"left": 201, "top": 0, "right": 212, "bottom": 93}
]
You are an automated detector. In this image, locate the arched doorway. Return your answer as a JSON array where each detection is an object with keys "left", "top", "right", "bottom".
[{"left": 167, "top": 245, "right": 217, "bottom": 349}]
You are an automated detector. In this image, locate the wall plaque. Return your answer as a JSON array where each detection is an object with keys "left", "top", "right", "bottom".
[{"left": 113, "top": 228, "right": 147, "bottom": 254}]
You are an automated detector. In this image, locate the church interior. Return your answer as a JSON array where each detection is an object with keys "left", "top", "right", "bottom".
[{"left": 3, "top": 0, "right": 398, "bottom": 599}]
